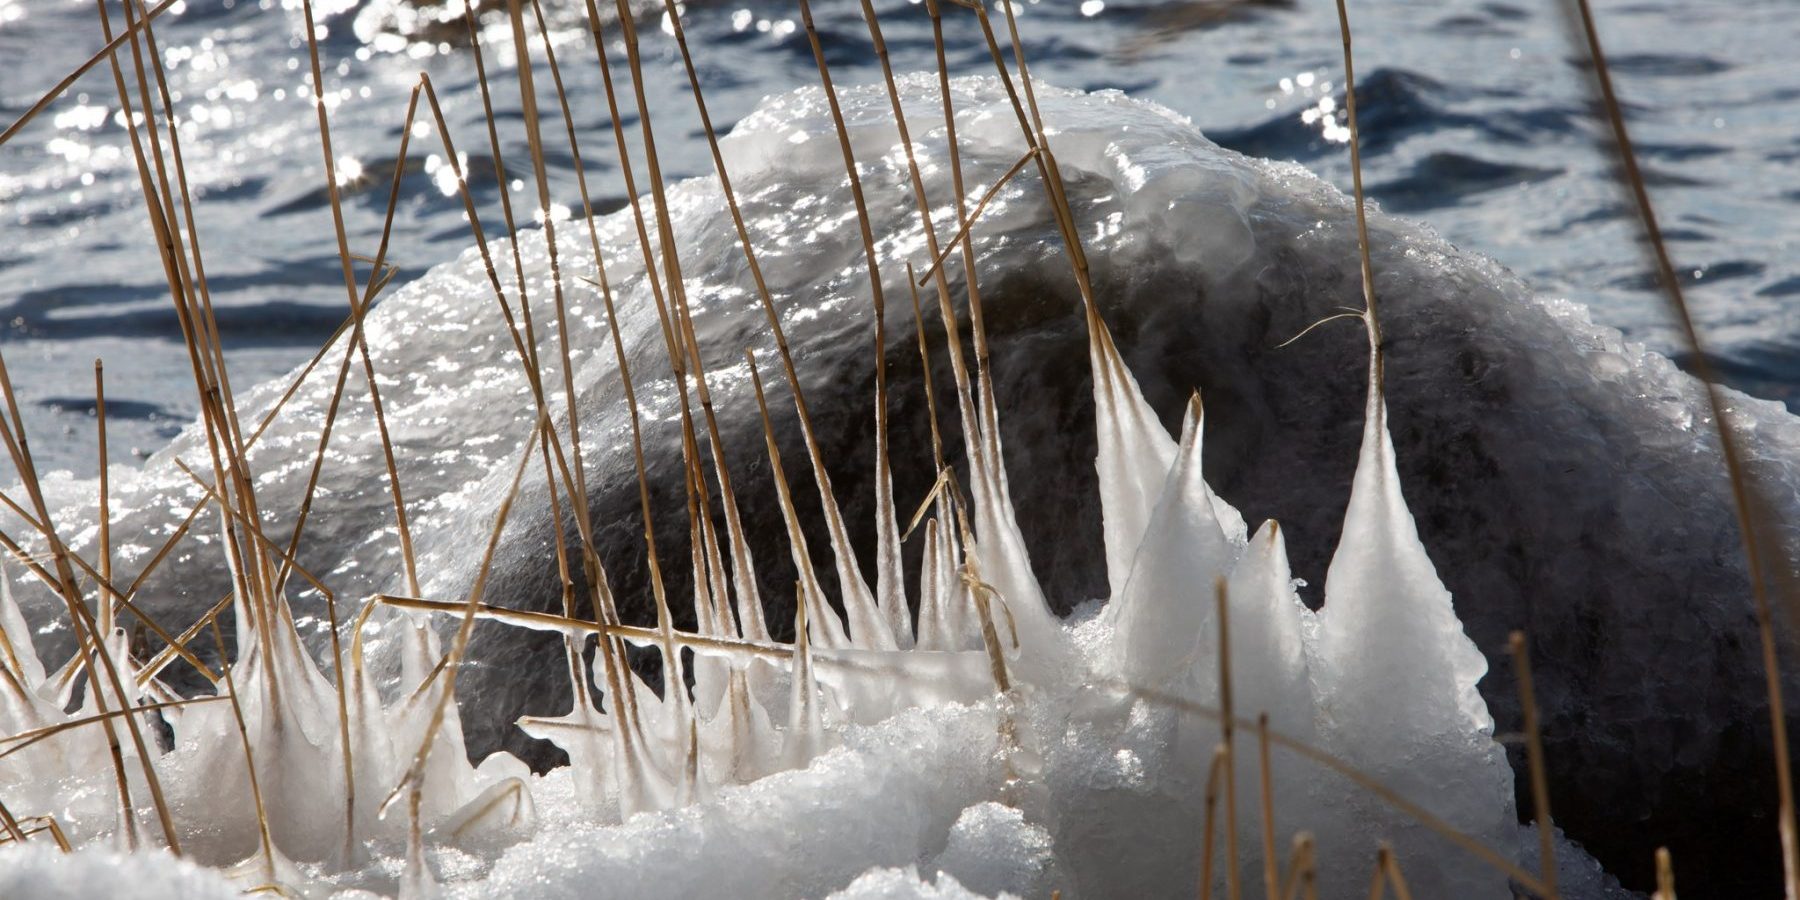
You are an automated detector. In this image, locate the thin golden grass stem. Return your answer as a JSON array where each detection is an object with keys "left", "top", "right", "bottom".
[
  {"left": 1509, "top": 632, "right": 1557, "bottom": 897},
  {"left": 1563, "top": 2, "right": 1799, "bottom": 892},
  {"left": 413, "top": 69, "right": 644, "bottom": 748},
  {"left": 1653, "top": 847, "right": 1676, "bottom": 900},
  {"left": 0, "top": 798, "right": 27, "bottom": 844},
  {"left": 521, "top": 0, "right": 646, "bottom": 644},
  {"left": 1277, "top": 832, "right": 1315, "bottom": 900},
  {"left": 906, "top": 269, "right": 948, "bottom": 471},
  {"left": 3, "top": 816, "right": 75, "bottom": 853},
  {"left": 169, "top": 460, "right": 335, "bottom": 601},
  {"left": 1201, "top": 743, "right": 1229, "bottom": 900},
  {"left": 911, "top": 148, "right": 1039, "bottom": 287},
  {"left": 1365, "top": 848, "right": 1387, "bottom": 900},
  {"left": 597, "top": 0, "right": 750, "bottom": 699},
  {"left": 119, "top": 0, "right": 275, "bottom": 624},
  {"left": 95, "top": 0, "right": 271, "bottom": 688},
  {"left": 1132, "top": 683, "right": 1549, "bottom": 894},
  {"left": 0, "top": 0, "right": 179, "bottom": 147},
  {"left": 506, "top": 0, "right": 594, "bottom": 516},
  {"left": 1330, "top": 0, "right": 1382, "bottom": 353},
  {"left": 0, "top": 346, "right": 177, "bottom": 853},
  {"left": 96, "top": 362, "right": 113, "bottom": 633},
  {"left": 1217, "top": 580, "right": 1243, "bottom": 900},
  {"left": 0, "top": 491, "right": 217, "bottom": 682},
  {"left": 1381, "top": 844, "right": 1414, "bottom": 900},
  {"left": 383, "top": 415, "right": 544, "bottom": 821},
  {"left": 0, "top": 696, "right": 223, "bottom": 760},
  {"left": 925, "top": 0, "right": 997, "bottom": 396},
  {"left": 298, "top": 0, "right": 423, "bottom": 602},
  {"left": 136, "top": 593, "right": 233, "bottom": 687},
  {"left": 1258, "top": 713, "right": 1279, "bottom": 900},
  {"left": 744, "top": 350, "right": 844, "bottom": 648}
]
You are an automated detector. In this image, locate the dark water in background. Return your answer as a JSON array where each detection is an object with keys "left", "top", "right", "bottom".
[{"left": 2, "top": 0, "right": 1797, "bottom": 472}]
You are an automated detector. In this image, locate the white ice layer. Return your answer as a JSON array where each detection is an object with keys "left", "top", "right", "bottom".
[{"left": 0, "top": 77, "right": 1656, "bottom": 898}]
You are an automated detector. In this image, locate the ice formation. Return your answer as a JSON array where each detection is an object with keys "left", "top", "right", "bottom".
[
  {"left": 8, "top": 70, "right": 1778, "bottom": 896},
  {"left": 0, "top": 269, "right": 1529, "bottom": 897}
]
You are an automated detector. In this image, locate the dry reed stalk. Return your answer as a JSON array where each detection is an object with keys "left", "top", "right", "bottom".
[
  {"left": 0, "top": 0, "right": 179, "bottom": 146},
  {"left": 1380, "top": 844, "right": 1414, "bottom": 900},
  {"left": 6, "top": 816, "right": 75, "bottom": 853},
  {"left": 170, "top": 461, "right": 335, "bottom": 601},
  {"left": 118, "top": 8, "right": 280, "bottom": 639},
  {"left": 0, "top": 799, "right": 27, "bottom": 845},
  {"left": 1277, "top": 832, "right": 1316, "bottom": 900},
  {"left": 1364, "top": 848, "right": 1387, "bottom": 900},
  {"left": 906, "top": 269, "right": 948, "bottom": 472},
  {"left": 503, "top": 3, "right": 656, "bottom": 683},
  {"left": 94, "top": 0, "right": 271, "bottom": 703},
  {"left": 414, "top": 69, "right": 649, "bottom": 754},
  {"left": 521, "top": 0, "right": 667, "bottom": 646},
  {"left": 1201, "top": 743, "right": 1230, "bottom": 900},
  {"left": 95, "top": 363, "right": 113, "bottom": 634},
  {"left": 0, "top": 345, "right": 175, "bottom": 851},
  {"left": 477, "top": 7, "right": 687, "bottom": 746},
  {"left": 1509, "top": 632, "right": 1558, "bottom": 897},
  {"left": 1259, "top": 686, "right": 1280, "bottom": 895},
  {"left": 592, "top": 0, "right": 720, "bottom": 620},
  {"left": 297, "top": 0, "right": 423, "bottom": 605},
  {"left": 745, "top": 351, "right": 848, "bottom": 648},
  {"left": 377, "top": 595, "right": 793, "bottom": 661},
  {"left": 0, "top": 486, "right": 216, "bottom": 681},
  {"left": 1653, "top": 847, "right": 1676, "bottom": 900},
  {"left": 0, "top": 697, "right": 223, "bottom": 761},
  {"left": 382, "top": 415, "right": 546, "bottom": 833},
  {"left": 1217, "top": 578, "right": 1243, "bottom": 900},
  {"left": 135, "top": 593, "right": 232, "bottom": 688},
  {"left": 1562, "top": 2, "right": 1799, "bottom": 894},
  {"left": 1329, "top": 0, "right": 1383, "bottom": 355},
  {"left": 1132, "top": 683, "right": 1548, "bottom": 894}
]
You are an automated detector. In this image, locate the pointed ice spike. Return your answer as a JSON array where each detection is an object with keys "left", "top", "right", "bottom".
[
  {"left": 1315, "top": 354, "right": 1495, "bottom": 741},
  {"left": 1220, "top": 520, "right": 1314, "bottom": 737},
  {"left": 1090, "top": 320, "right": 1178, "bottom": 601},
  {"left": 799, "top": 437, "right": 895, "bottom": 651},
  {"left": 1111, "top": 394, "right": 1239, "bottom": 688},
  {"left": 874, "top": 426, "right": 912, "bottom": 650},
  {"left": 963, "top": 421, "right": 1064, "bottom": 674},
  {"left": 922, "top": 262, "right": 1060, "bottom": 672},
  {"left": 747, "top": 350, "right": 851, "bottom": 649},
  {"left": 0, "top": 565, "right": 44, "bottom": 692},
  {"left": 916, "top": 516, "right": 949, "bottom": 651},
  {"left": 719, "top": 497, "right": 771, "bottom": 643},
  {"left": 784, "top": 596, "right": 826, "bottom": 770},
  {"left": 517, "top": 646, "right": 613, "bottom": 811}
]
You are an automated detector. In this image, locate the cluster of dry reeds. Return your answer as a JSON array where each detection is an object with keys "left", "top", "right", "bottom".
[{"left": 0, "top": 0, "right": 1787, "bottom": 896}]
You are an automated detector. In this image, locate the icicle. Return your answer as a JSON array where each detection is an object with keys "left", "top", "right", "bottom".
[
  {"left": 0, "top": 566, "right": 45, "bottom": 693},
  {"left": 517, "top": 642, "right": 614, "bottom": 813},
  {"left": 1308, "top": 347, "right": 1517, "bottom": 898},
  {"left": 1090, "top": 320, "right": 1179, "bottom": 602},
  {"left": 873, "top": 427, "right": 912, "bottom": 650},
  {"left": 1218, "top": 520, "right": 1314, "bottom": 738},
  {"left": 1313, "top": 360, "right": 1494, "bottom": 743},
  {"left": 783, "top": 597, "right": 826, "bottom": 770},
  {"left": 1110, "top": 394, "right": 1238, "bottom": 689},
  {"left": 790, "top": 403, "right": 894, "bottom": 652},
  {"left": 915, "top": 517, "right": 950, "bottom": 651}
]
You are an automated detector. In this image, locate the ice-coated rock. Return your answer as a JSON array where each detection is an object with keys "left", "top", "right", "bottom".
[{"left": 7, "top": 73, "right": 1795, "bottom": 888}]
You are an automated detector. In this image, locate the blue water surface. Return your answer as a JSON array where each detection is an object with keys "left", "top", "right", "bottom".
[{"left": 1, "top": 0, "right": 1796, "bottom": 471}]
